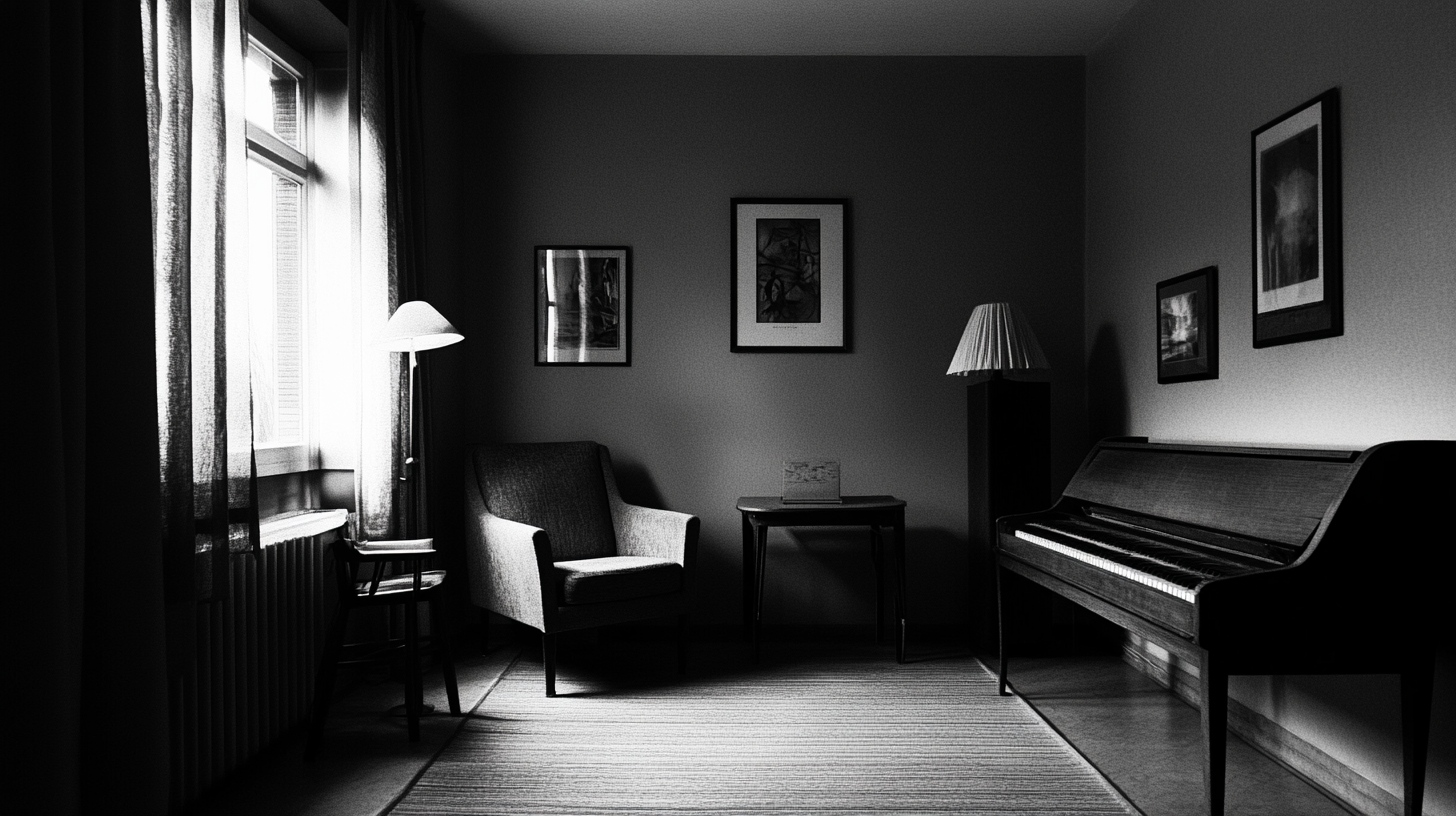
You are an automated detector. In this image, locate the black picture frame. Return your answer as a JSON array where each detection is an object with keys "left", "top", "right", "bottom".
[
  {"left": 731, "top": 198, "right": 850, "bottom": 352},
  {"left": 1251, "top": 88, "right": 1342, "bottom": 348},
  {"left": 1157, "top": 266, "right": 1219, "bottom": 384},
  {"left": 534, "top": 245, "right": 630, "bottom": 366}
]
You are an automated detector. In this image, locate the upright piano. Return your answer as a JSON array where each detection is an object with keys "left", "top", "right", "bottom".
[{"left": 995, "top": 438, "right": 1449, "bottom": 816}]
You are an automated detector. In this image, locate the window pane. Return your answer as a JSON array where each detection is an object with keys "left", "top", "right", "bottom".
[
  {"left": 245, "top": 46, "right": 301, "bottom": 150},
  {"left": 247, "top": 160, "right": 305, "bottom": 447}
]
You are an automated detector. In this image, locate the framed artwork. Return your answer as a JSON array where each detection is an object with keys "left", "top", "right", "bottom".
[
  {"left": 535, "top": 246, "right": 629, "bottom": 366},
  {"left": 1157, "top": 266, "right": 1219, "bottom": 384},
  {"left": 1251, "top": 88, "right": 1342, "bottom": 347},
  {"left": 731, "top": 198, "right": 849, "bottom": 352}
]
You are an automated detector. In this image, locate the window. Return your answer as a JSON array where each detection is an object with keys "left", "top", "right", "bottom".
[
  {"left": 236, "top": 15, "right": 352, "bottom": 484},
  {"left": 246, "top": 20, "right": 353, "bottom": 477},
  {"left": 243, "top": 22, "right": 317, "bottom": 476}
]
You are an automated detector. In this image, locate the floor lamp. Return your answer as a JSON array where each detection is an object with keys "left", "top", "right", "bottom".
[
  {"left": 368, "top": 301, "right": 463, "bottom": 720},
  {"left": 947, "top": 302, "right": 1050, "bottom": 651},
  {"left": 376, "top": 300, "right": 464, "bottom": 539}
]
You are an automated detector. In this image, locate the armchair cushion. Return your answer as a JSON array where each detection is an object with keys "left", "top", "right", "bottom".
[{"left": 553, "top": 556, "right": 682, "bottom": 605}]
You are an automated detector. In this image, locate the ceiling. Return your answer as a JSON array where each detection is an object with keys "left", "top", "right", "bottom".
[{"left": 414, "top": 0, "right": 1140, "bottom": 56}]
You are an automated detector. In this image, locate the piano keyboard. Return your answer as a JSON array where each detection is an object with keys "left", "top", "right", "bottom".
[
  {"left": 1014, "top": 527, "right": 1197, "bottom": 602},
  {"left": 1011, "top": 515, "right": 1267, "bottom": 603}
]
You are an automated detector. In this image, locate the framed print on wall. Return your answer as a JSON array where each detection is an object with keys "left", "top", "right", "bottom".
[
  {"left": 535, "top": 246, "right": 629, "bottom": 366},
  {"left": 1251, "top": 88, "right": 1342, "bottom": 348},
  {"left": 1157, "top": 266, "right": 1219, "bottom": 384},
  {"left": 731, "top": 198, "right": 849, "bottom": 352}
]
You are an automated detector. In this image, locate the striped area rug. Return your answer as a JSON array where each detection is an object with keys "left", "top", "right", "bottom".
[{"left": 389, "top": 647, "right": 1137, "bottom": 815}]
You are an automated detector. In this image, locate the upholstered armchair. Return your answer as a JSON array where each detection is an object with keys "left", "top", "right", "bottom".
[{"left": 464, "top": 441, "right": 700, "bottom": 696}]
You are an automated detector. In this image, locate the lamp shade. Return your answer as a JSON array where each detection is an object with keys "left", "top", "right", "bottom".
[
  {"left": 946, "top": 302, "right": 1049, "bottom": 375},
  {"left": 375, "top": 300, "right": 464, "bottom": 352}
]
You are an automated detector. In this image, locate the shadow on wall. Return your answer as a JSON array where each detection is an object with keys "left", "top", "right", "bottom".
[
  {"left": 1087, "top": 323, "right": 1129, "bottom": 441},
  {"left": 612, "top": 458, "right": 667, "bottom": 511}
]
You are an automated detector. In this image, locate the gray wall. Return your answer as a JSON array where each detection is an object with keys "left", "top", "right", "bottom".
[
  {"left": 1084, "top": 0, "right": 1455, "bottom": 812},
  {"left": 436, "top": 55, "right": 1087, "bottom": 631}
]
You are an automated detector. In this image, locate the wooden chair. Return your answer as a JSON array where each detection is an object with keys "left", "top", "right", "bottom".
[
  {"left": 464, "top": 441, "right": 700, "bottom": 696},
  {"left": 307, "top": 535, "right": 461, "bottom": 755}
]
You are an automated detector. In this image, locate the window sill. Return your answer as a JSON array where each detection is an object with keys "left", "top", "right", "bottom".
[
  {"left": 260, "top": 508, "right": 347, "bottom": 547},
  {"left": 256, "top": 443, "right": 318, "bottom": 477}
]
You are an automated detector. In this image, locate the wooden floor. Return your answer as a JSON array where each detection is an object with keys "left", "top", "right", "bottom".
[
  {"left": 190, "top": 633, "right": 1356, "bottom": 816},
  {"left": 994, "top": 653, "right": 1354, "bottom": 816}
]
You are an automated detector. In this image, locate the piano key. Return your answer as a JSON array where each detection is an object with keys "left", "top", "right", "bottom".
[{"left": 1013, "top": 527, "right": 1198, "bottom": 603}]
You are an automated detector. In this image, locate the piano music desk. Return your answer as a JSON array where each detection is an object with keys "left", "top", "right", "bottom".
[{"left": 737, "top": 496, "right": 907, "bottom": 663}]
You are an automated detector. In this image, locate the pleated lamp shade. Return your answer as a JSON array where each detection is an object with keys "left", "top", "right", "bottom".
[
  {"left": 946, "top": 302, "right": 1049, "bottom": 375},
  {"left": 376, "top": 301, "right": 464, "bottom": 351}
]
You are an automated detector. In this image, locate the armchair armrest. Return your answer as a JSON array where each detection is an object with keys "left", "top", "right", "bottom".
[
  {"left": 596, "top": 445, "right": 700, "bottom": 569},
  {"left": 464, "top": 500, "right": 558, "bottom": 630},
  {"left": 611, "top": 503, "right": 698, "bottom": 564}
]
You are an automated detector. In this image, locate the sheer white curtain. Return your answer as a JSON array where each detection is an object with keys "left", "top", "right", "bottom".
[
  {"left": 352, "top": 0, "right": 429, "bottom": 541},
  {"left": 142, "top": 0, "right": 258, "bottom": 601}
]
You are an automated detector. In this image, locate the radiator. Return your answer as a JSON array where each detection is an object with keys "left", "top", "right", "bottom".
[{"left": 172, "top": 510, "right": 346, "bottom": 808}]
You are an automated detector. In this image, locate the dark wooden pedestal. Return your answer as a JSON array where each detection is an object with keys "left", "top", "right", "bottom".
[{"left": 966, "top": 377, "right": 1049, "bottom": 650}]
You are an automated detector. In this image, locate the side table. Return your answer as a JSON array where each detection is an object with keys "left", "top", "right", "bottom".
[{"left": 736, "top": 495, "right": 907, "bottom": 662}]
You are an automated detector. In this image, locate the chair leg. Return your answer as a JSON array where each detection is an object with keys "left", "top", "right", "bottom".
[
  {"left": 434, "top": 597, "right": 462, "bottom": 716},
  {"left": 543, "top": 631, "right": 557, "bottom": 697},
  {"left": 404, "top": 599, "right": 422, "bottom": 741},
  {"left": 306, "top": 605, "right": 347, "bottom": 758},
  {"left": 677, "top": 613, "right": 689, "bottom": 674}
]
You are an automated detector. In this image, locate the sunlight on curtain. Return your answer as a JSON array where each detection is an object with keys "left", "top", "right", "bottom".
[
  {"left": 352, "top": 0, "right": 428, "bottom": 540},
  {"left": 142, "top": 0, "right": 258, "bottom": 601}
]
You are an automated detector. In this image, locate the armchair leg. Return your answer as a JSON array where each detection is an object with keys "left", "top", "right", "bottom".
[
  {"left": 479, "top": 609, "right": 490, "bottom": 655},
  {"left": 543, "top": 631, "right": 557, "bottom": 697},
  {"left": 677, "top": 614, "right": 689, "bottom": 674},
  {"left": 435, "top": 597, "right": 462, "bottom": 716}
]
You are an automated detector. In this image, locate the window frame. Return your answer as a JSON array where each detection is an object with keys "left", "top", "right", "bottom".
[{"left": 246, "top": 19, "right": 319, "bottom": 477}]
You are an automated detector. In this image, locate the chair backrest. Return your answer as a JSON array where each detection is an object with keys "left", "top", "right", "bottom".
[{"left": 467, "top": 441, "right": 617, "bottom": 560}]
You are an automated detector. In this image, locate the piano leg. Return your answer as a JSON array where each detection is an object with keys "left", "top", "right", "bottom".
[
  {"left": 1401, "top": 649, "right": 1434, "bottom": 816},
  {"left": 1199, "top": 649, "right": 1227, "bottom": 816},
  {"left": 996, "top": 563, "right": 1010, "bottom": 696}
]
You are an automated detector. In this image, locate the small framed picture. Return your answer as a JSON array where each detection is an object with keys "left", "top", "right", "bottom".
[
  {"left": 731, "top": 198, "right": 849, "bottom": 352},
  {"left": 1157, "top": 266, "right": 1218, "bottom": 384},
  {"left": 1251, "top": 88, "right": 1342, "bottom": 347},
  {"left": 535, "top": 246, "right": 629, "bottom": 366}
]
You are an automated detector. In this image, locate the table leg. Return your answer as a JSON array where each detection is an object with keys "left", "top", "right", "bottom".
[
  {"left": 870, "top": 524, "right": 884, "bottom": 644},
  {"left": 997, "top": 562, "right": 1010, "bottom": 695},
  {"left": 741, "top": 513, "right": 755, "bottom": 640},
  {"left": 754, "top": 522, "right": 769, "bottom": 662},
  {"left": 893, "top": 513, "right": 907, "bottom": 664}
]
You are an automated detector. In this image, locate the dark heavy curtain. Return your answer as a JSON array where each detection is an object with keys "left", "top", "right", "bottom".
[
  {"left": 14, "top": 2, "right": 172, "bottom": 814},
  {"left": 353, "top": 0, "right": 432, "bottom": 540}
]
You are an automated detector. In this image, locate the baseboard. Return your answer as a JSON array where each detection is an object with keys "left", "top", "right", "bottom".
[{"left": 1121, "top": 635, "right": 1407, "bottom": 816}]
